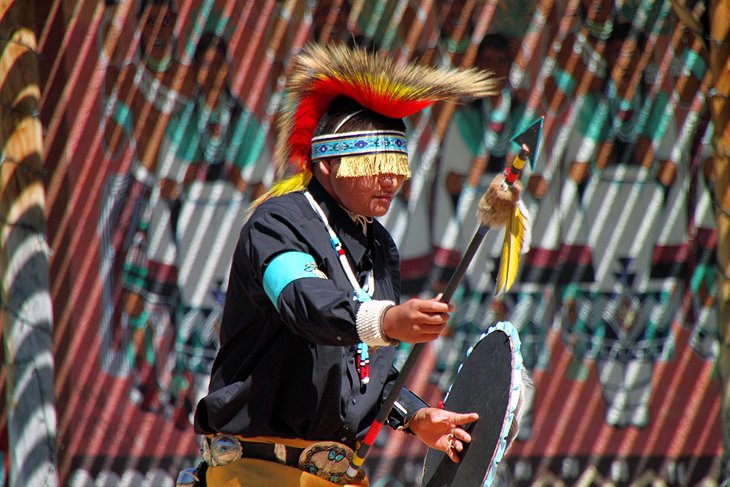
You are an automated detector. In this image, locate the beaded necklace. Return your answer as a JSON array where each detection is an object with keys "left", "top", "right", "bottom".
[
  {"left": 133, "top": 58, "right": 189, "bottom": 115},
  {"left": 142, "top": 51, "right": 173, "bottom": 73},
  {"left": 304, "top": 191, "right": 375, "bottom": 385},
  {"left": 196, "top": 91, "right": 234, "bottom": 164}
]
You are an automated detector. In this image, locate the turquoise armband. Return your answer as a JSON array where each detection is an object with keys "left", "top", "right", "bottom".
[{"left": 263, "top": 251, "right": 326, "bottom": 310}]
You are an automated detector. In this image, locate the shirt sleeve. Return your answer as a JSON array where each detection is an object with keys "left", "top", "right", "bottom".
[{"left": 244, "top": 206, "right": 364, "bottom": 346}]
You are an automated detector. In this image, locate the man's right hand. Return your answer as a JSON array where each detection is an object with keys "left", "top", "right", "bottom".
[{"left": 381, "top": 296, "right": 453, "bottom": 343}]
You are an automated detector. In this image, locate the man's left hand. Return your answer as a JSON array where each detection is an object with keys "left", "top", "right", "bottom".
[{"left": 407, "top": 408, "right": 478, "bottom": 463}]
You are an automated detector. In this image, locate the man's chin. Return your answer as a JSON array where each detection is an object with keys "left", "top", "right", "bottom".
[{"left": 369, "top": 207, "right": 389, "bottom": 218}]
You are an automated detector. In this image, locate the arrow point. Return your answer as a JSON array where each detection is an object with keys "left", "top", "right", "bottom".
[{"left": 511, "top": 117, "right": 544, "bottom": 170}]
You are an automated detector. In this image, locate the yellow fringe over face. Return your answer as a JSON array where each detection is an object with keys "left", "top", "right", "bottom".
[
  {"left": 249, "top": 152, "right": 410, "bottom": 212},
  {"left": 336, "top": 153, "right": 411, "bottom": 179}
]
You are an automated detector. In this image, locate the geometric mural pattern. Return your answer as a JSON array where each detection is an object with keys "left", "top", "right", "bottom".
[{"left": 1, "top": 0, "right": 723, "bottom": 485}]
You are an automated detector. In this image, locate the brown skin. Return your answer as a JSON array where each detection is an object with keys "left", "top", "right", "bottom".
[
  {"left": 409, "top": 409, "right": 479, "bottom": 463},
  {"left": 315, "top": 158, "right": 406, "bottom": 217},
  {"left": 313, "top": 158, "right": 477, "bottom": 462},
  {"left": 381, "top": 296, "right": 453, "bottom": 343}
]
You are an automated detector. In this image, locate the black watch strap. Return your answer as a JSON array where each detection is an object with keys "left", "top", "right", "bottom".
[{"left": 386, "top": 387, "right": 429, "bottom": 433}]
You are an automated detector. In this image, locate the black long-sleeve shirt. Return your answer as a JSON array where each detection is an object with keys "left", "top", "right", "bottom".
[{"left": 194, "top": 179, "right": 408, "bottom": 447}]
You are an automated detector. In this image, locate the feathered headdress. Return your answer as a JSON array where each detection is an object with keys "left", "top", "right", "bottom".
[{"left": 255, "top": 43, "right": 497, "bottom": 203}]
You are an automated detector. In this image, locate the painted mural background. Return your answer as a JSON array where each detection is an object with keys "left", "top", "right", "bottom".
[{"left": 1, "top": 0, "right": 724, "bottom": 484}]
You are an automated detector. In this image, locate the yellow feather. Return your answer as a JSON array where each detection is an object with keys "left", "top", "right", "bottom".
[
  {"left": 248, "top": 170, "right": 312, "bottom": 211},
  {"left": 495, "top": 203, "right": 529, "bottom": 296}
]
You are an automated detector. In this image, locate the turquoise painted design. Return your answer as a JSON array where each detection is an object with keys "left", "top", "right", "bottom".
[
  {"left": 553, "top": 67, "right": 577, "bottom": 98},
  {"left": 576, "top": 92, "right": 610, "bottom": 143},
  {"left": 484, "top": 321, "right": 524, "bottom": 487},
  {"left": 110, "top": 101, "right": 133, "bottom": 134},
  {"left": 311, "top": 131, "right": 408, "bottom": 160},
  {"left": 684, "top": 49, "right": 707, "bottom": 81},
  {"left": 453, "top": 104, "right": 483, "bottom": 156},
  {"left": 263, "top": 251, "right": 324, "bottom": 309},
  {"left": 164, "top": 94, "right": 262, "bottom": 172}
]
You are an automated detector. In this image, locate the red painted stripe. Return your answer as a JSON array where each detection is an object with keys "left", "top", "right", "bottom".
[
  {"left": 400, "top": 254, "right": 433, "bottom": 280},
  {"left": 432, "top": 247, "right": 462, "bottom": 268},
  {"left": 363, "top": 420, "right": 384, "bottom": 446},
  {"left": 651, "top": 244, "right": 689, "bottom": 264},
  {"left": 696, "top": 227, "right": 717, "bottom": 249}
]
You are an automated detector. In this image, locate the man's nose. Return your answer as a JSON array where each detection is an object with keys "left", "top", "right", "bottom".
[{"left": 379, "top": 174, "right": 398, "bottom": 188}]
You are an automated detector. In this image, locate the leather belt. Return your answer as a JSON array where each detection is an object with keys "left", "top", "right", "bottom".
[{"left": 240, "top": 440, "right": 302, "bottom": 467}]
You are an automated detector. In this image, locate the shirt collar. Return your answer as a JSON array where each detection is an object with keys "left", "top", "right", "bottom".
[{"left": 307, "top": 178, "right": 370, "bottom": 265}]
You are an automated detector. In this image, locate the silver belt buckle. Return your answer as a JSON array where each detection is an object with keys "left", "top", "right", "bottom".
[
  {"left": 202, "top": 435, "right": 243, "bottom": 467},
  {"left": 298, "top": 441, "right": 354, "bottom": 485},
  {"left": 176, "top": 467, "right": 199, "bottom": 487}
]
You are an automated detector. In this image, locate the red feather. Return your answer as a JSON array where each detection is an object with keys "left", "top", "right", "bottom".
[
  {"left": 288, "top": 78, "right": 435, "bottom": 172},
  {"left": 277, "top": 44, "right": 496, "bottom": 175}
]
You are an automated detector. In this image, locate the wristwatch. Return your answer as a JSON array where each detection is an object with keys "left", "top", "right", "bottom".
[{"left": 387, "top": 388, "right": 429, "bottom": 433}]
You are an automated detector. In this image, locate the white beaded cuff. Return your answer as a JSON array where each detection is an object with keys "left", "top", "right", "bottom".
[{"left": 356, "top": 300, "right": 396, "bottom": 347}]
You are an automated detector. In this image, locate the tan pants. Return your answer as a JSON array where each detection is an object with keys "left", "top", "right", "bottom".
[
  {"left": 206, "top": 457, "right": 369, "bottom": 486},
  {"left": 205, "top": 437, "right": 369, "bottom": 487}
]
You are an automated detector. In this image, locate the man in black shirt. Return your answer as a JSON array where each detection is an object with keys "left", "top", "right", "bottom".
[{"left": 192, "top": 44, "right": 496, "bottom": 486}]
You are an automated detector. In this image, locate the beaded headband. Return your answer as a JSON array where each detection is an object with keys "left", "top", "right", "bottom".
[{"left": 311, "top": 130, "right": 410, "bottom": 178}]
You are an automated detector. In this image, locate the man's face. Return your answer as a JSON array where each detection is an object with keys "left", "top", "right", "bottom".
[
  {"left": 140, "top": 4, "right": 175, "bottom": 57},
  {"left": 479, "top": 46, "right": 511, "bottom": 89},
  {"left": 324, "top": 161, "right": 407, "bottom": 217},
  {"left": 583, "top": 0, "right": 612, "bottom": 24},
  {"left": 441, "top": 0, "right": 471, "bottom": 53},
  {"left": 196, "top": 45, "right": 229, "bottom": 95},
  {"left": 606, "top": 37, "right": 641, "bottom": 97}
]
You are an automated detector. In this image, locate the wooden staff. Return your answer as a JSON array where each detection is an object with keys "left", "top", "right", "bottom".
[
  {"left": 633, "top": 9, "right": 699, "bottom": 168},
  {"left": 606, "top": 1, "right": 675, "bottom": 168},
  {"left": 708, "top": 0, "right": 730, "bottom": 476},
  {"left": 396, "top": 1, "right": 491, "bottom": 261},
  {"left": 0, "top": 1, "right": 58, "bottom": 485},
  {"left": 345, "top": 139, "right": 534, "bottom": 481},
  {"left": 396, "top": 0, "right": 436, "bottom": 65},
  {"left": 226, "top": 0, "right": 314, "bottom": 186},
  {"left": 379, "top": 0, "right": 409, "bottom": 50}
]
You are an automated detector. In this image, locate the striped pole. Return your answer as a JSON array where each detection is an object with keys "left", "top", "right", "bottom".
[
  {"left": 708, "top": 0, "right": 730, "bottom": 476},
  {"left": 346, "top": 140, "right": 534, "bottom": 481},
  {"left": 0, "top": 1, "right": 58, "bottom": 485}
]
